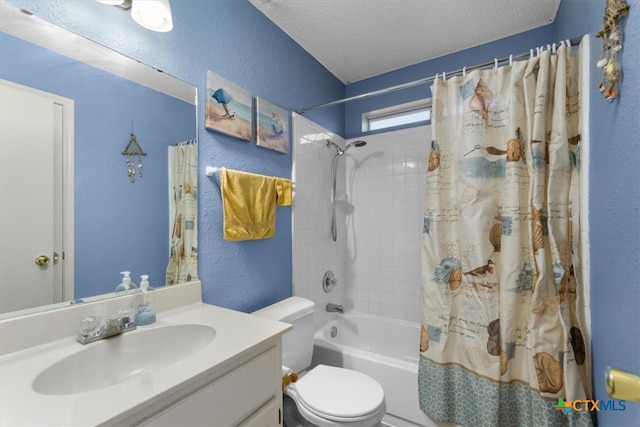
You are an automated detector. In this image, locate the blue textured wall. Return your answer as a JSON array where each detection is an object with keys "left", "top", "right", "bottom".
[
  {"left": 0, "top": 31, "right": 195, "bottom": 299},
  {"left": 6, "top": 0, "right": 345, "bottom": 313},
  {"left": 5, "top": 2, "right": 638, "bottom": 423},
  {"left": 562, "top": 1, "right": 640, "bottom": 426},
  {"left": 344, "top": 1, "right": 639, "bottom": 424}
]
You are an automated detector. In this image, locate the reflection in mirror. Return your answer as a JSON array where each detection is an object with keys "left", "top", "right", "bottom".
[{"left": 0, "top": 3, "right": 198, "bottom": 318}]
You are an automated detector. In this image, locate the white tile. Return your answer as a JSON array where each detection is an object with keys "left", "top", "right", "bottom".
[
  {"left": 406, "top": 308, "right": 421, "bottom": 323},
  {"left": 380, "top": 290, "right": 394, "bottom": 303},
  {"left": 392, "top": 146, "right": 406, "bottom": 163},
  {"left": 393, "top": 293, "right": 407, "bottom": 308},
  {"left": 407, "top": 295, "right": 422, "bottom": 310},
  {"left": 369, "top": 303, "right": 381, "bottom": 315},
  {"left": 392, "top": 161, "right": 406, "bottom": 175},
  {"left": 393, "top": 306, "right": 407, "bottom": 320},
  {"left": 392, "top": 279, "right": 406, "bottom": 294},
  {"left": 380, "top": 304, "right": 394, "bottom": 317},
  {"left": 354, "top": 300, "right": 369, "bottom": 313},
  {"left": 369, "top": 290, "right": 381, "bottom": 304}
]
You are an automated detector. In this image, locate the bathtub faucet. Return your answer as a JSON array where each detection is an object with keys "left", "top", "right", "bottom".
[{"left": 326, "top": 303, "right": 344, "bottom": 313}]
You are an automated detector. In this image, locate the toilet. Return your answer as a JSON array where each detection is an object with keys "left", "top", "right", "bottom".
[{"left": 253, "top": 297, "right": 386, "bottom": 427}]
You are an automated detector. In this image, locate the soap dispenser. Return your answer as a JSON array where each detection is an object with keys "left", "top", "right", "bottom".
[
  {"left": 132, "top": 275, "right": 156, "bottom": 325},
  {"left": 115, "top": 271, "right": 138, "bottom": 292}
]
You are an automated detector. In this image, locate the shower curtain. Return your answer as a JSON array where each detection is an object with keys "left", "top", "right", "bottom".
[
  {"left": 419, "top": 43, "right": 592, "bottom": 426},
  {"left": 166, "top": 141, "right": 198, "bottom": 285}
]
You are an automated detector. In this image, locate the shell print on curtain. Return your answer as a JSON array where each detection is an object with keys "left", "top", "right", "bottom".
[
  {"left": 419, "top": 44, "right": 592, "bottom": 426},
  {"left": 166, "top": 142, "right": 198, "bottom": 286}
]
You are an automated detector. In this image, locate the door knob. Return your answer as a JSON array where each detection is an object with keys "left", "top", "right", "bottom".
[
  {"left": 34, "top": 255, "right": 50, "bottom": 266},
  {"left": 606, "top": 366, "right": 640, "bottom": 401}
]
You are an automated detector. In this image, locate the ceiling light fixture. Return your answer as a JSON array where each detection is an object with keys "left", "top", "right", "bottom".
[
  {"left": 131, "top": 0, "right": 173, "bottom": 32},
  {"left": 95, "top": 0, "right": 173, "bottom": 32},
  {"left": 96, "top": 0, "right": 132, "bottom": 10}
]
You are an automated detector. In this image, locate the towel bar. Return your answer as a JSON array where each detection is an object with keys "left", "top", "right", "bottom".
[
  {"left": 205, "top": 166, "right": 221, "bottom": 176},
  {"left": 205, "top": 166, "right": 295, "bottom": 188}
]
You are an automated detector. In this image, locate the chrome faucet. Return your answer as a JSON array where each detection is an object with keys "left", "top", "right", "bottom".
[
  {"left": 77, "top": 314, "right": 136, "bottom": 345},
  {"left": 326, "top": 303, "right": 344, "bottom": 313}
]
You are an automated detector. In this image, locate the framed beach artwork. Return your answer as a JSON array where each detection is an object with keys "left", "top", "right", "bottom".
[
  {"left": 205, "top": 70, "right": 252, "bottom": 141},
  {"left": 255, "top": 97, "right": 289, "bottom": 154}
]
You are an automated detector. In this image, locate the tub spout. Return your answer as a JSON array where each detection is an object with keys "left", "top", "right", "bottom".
[{"left": 326, "top": 303, "right": 344, "bottom": 313}]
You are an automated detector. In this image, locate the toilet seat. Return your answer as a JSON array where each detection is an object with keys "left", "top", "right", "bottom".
[{"left": 286, "top": 364, "right": 385, "bottom": 423}]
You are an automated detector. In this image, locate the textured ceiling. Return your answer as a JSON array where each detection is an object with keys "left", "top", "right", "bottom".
[{"left": 249, "top": 0, "right": 561, "bottom": 84}]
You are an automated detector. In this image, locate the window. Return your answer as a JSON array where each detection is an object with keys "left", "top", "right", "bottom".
[{"left": 362, "top": 99, "right": 431, "bottom": 132}]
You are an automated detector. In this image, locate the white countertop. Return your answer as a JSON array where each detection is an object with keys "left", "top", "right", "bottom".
[{"left": 0, "top": 302, "right": 290, "bottom": 426}]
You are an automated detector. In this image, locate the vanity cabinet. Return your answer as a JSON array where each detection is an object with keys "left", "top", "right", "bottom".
[
  {"left": 140, "top": 344, "right": 282, "bottom": 426},
  {"left": 0, "top": 285, "right": 291, "bottom": 426}
]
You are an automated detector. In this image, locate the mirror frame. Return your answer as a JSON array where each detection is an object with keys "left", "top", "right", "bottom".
[{"left": 0, "top": 3, "right": 198, "bottom": 320}]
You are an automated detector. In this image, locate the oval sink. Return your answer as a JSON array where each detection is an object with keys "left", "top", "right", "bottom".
[{"left": 33, "top": 324, "right": 216, "bottom": 395}]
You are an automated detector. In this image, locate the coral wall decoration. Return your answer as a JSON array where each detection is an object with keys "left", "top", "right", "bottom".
[{"left": 596, "top": 0, "right": 630, "bottom": 101}]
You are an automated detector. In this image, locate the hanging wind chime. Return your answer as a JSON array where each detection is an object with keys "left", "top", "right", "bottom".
[
  {"left": 596, "top": 0, "right": 630, "bottom": 101},
  {"left": 121, "top": 124, "right": 147, "bottom": 183}
]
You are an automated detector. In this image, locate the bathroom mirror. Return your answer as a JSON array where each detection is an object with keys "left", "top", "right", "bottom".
[{"left": 0, "top": 4, "right": 198, "bottom": 318}]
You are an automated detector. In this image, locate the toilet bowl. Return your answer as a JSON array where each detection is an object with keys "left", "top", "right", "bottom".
[{"left": 252, "top": 297, "right": 386, "bottom": 427}]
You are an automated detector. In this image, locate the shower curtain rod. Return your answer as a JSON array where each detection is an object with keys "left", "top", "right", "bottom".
[{"left": 297, "top": 37, "right": 582, "bottom": 114}]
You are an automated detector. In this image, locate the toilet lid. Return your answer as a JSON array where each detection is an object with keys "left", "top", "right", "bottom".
[{"left": 294, "top": 365, "right": 385, "bottom": 419}]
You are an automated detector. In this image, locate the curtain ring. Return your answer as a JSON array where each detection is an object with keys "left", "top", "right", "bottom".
[
  {"left": 442, "top": 71, "right": 446, "bottom": 81},
  {"left": 462, "top": 66, "right": 466, "bottom": 77},
  {"left": 566, "top": 39, "right": 571, "bottom": 49},
  {"left": 530, "top": 48, "right": 534, "bottom": 59},
  {"left": 552, "top": 43, "right": 557, "bottom": 54},
  {"left": 494, "top": 58, "right": 498, "bottom": 71},
  {"left": 509, "top": 54, "right": 513, "bottom": 66}
]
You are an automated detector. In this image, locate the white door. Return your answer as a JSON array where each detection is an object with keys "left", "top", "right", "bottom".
[{"left": 0, "top": 80, "right": 72, "bottom": 313}]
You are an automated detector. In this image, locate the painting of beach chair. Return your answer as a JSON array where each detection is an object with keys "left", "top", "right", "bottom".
[{"left": 205, "top": 70, "right": 252, "bottom": 141}]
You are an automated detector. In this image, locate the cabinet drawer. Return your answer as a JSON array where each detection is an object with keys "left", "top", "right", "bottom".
[{"left": 143, "top": 347, "right": 279, "bottom": 426}]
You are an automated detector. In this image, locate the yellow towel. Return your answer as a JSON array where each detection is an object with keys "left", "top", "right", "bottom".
[
  {"left": 275, "top": 178, "right": 292, "bottom": 207},
  {"left": 220, "top": 168, "right": 292, "bottom": 241}
]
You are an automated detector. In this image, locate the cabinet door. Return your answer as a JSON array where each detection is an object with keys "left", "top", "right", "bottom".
[
  {"left": 238, "top": 398, "right": 280, "bottom": 426},
  {"left": 142, "top": 347, "right": 278, "bottom": 426}
]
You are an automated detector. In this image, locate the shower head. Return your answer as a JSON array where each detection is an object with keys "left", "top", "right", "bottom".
[
  {"left": 327, "top": 140, "right": 367, "bottom": 156},
  {"left": 326, "top": 139, "right": 366, "bottom": 241},
  {"left": 326, "top": 140, "right": 343, "bottom": 154},
  {"left": 345, "top": 140, "right": 367, "bottom": 151}
]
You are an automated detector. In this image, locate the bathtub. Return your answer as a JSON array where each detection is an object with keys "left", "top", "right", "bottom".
[{"left": 311, "top": 313, "right": 453, "bottom": 427}]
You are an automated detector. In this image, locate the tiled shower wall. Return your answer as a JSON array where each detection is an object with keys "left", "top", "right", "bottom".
[
  {"left": 345, "top": 126, "right": 430, "bottom": 323},
  {"left": 292, "top": 115, "right": 429, "bottom": 326},
  {"left": 292, "top": 113, "right": 347, "bottom": 328}
]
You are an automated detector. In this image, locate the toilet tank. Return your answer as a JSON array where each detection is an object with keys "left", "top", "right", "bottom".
[{"left": 252, "top": 297, "right": 315, "bottom": 373}]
